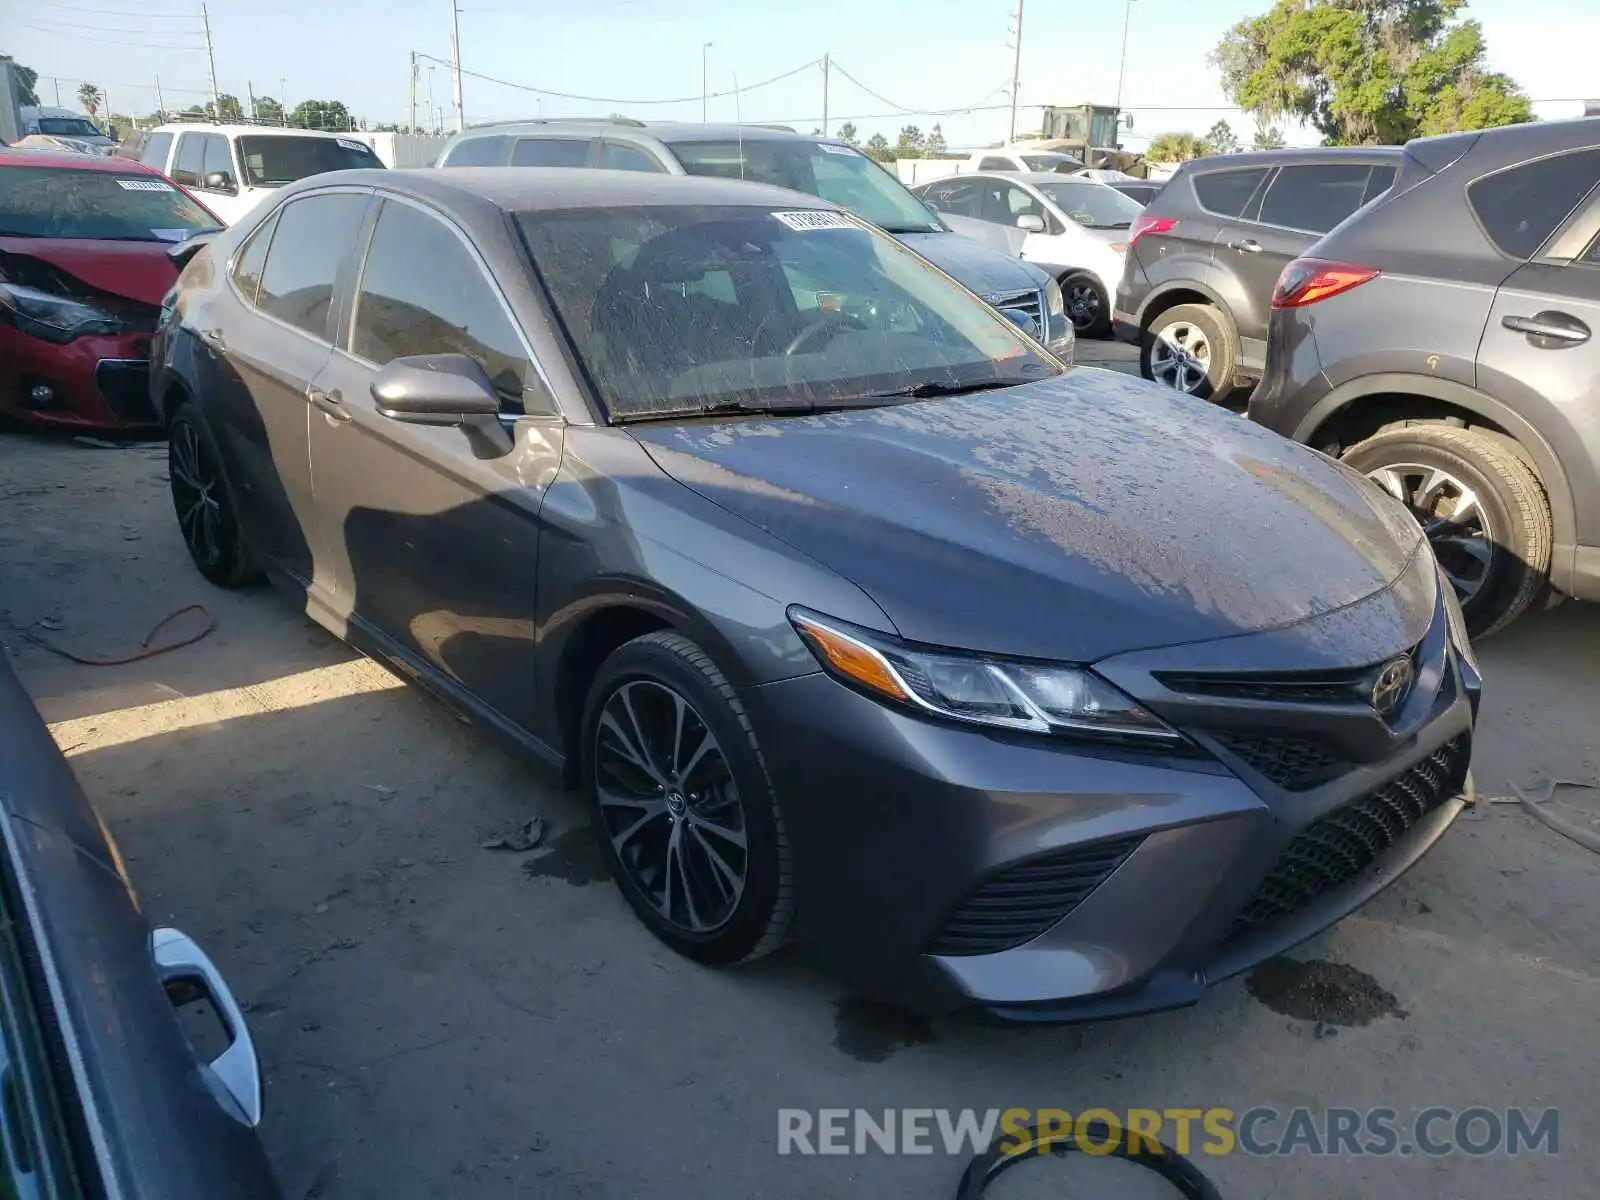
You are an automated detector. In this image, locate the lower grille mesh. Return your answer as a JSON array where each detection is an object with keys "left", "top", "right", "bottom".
[
  {"left": 1233, "top": 736, "right": 1469, "bottom": 933},
  {"left": 1214, "top": 734, "right": 1347, "bottom": 791},
  {"left": 925, "top": 835, "right": 1145, "bottom": 957}
]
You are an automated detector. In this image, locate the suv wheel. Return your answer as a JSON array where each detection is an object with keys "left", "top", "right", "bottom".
[
  {"left": 1063, "top": 274, "right": 1110, "bottom": 337},
  {"left": 1341, "top": 425, "right": 1551, "bottom": 637},
  {"left": 1141, "top": 303, "right": 1238, "bottom": 400}
]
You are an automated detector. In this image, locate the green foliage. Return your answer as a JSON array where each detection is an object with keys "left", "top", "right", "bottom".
[
  {"left": 1147, "top": 131, "right": 1210, "bottom": 162},
  {"left": 865, "top": 131, "right": 892, "bottom": 162},
  {"left": 289, "top": 99, "right": 353, "bottom": 131},
  {"left": 252, "top": 96, "right": 285, "bottom": 124},
  {"left": 895, "top": 124, "right": 926, "bottom": 159},
  {"left": 215, "top": 94, "right": 243, "bottom": 122},
  {"left": 926, "top": 122, "right": 949, "bottom": 157},
  {"left": 1212, "top": 0, "right": 1531, "bottom": 145},
  {"left": 1205, "top": 119, "right": 1240, "bottom": 154},
  {"left": 76, "top": 82, "right": 102, "bottom": 119},
  {"left": 1252, "top": 118, "right": 1288, "bottom": 149},
  {"left": 12, "top": 63, "right": 40, "bottom": 107},
  {"left": 837, "top": 121, "right": 859, "bottom": 145}
]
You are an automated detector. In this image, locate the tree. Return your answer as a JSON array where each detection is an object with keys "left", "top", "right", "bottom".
[
  {"left": 926, "top": 122, "right": 949, "bottom": 157},
  {"left": 289, "top": 99, "right": 353, "bottom": 131},
  {"left": 1205, "top": 119, "right": 1240, "bottom": 154},
  {"left": 895, "top": 124, "right": 925, "bottom": 159},
  {"left": 837, "top": 121, "right": 859, "bottom": 145},
  {"left": 1252, "top": 118, "right": 1287, "bottom": 150},
  {"left": 1212, "top": 0, "right": 1531, "bottom": 146},
  {"left": 214, "top": 93, "right": 243, "bottom": 122},
  {"left": 1147, "top": 131, "right": 1209, "bottom": 162},
  {"left": 77, "top": 83, "right": 103, "bottom": 121},
  {"left": 865, "top": 131, "right": 893, "bottom": 162},
  {"left": 11, "top": 63, "right": 40, "bottom": 107},
  {"left": 252, "top": 96, "right": 285, "bottom": 125}
]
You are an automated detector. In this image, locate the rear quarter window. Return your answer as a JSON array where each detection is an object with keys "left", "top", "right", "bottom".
[
  {"left": 1467, "top": 148, "right": 1600, "bottom": 260},
  {"left": 443, "top": 135, "right": 510, "bottom": 167},
  {"left": 1192, "top": 167, "right": 1270, "bottom": 218}
]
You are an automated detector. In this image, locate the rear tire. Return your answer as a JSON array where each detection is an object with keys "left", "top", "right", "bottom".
[
  {"left": 580, "top": 631, "right": 793, "bottom": 966},
  {"left": 167, "top": 401, "right": 260, "bottom": 588},
  {"left": 1140, "top": 303, "right": 1238, "bottom": 400},
  {"left": 1341, "top": 424, "right": 1551, "bottom": 638}
]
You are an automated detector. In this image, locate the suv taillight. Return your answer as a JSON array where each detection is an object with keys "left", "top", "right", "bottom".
[
  {"left": 1127, "top": 215, "right": 1177, "bottom": 249},
  {"left": 1272, "top": 258, "right": 1379, "bottom": 308}
]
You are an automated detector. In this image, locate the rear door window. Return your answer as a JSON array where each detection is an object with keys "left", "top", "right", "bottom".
[
  {"left": 598, "top": 141, "right": 664, "bottom": 172},
  {"left": 1192, "top": 167, "right": 1270, "bottom": 218},
  {"left": 443, "top": 135, "right": 509, "bottom": 166},
  {"left": 256, "top": 193, "right": 370, "bottom": 340},
  {"left": 510, "top": 137, "right": 596, "bottom": 167},
  {"left": 1258, "top": 163, "right": 1377, "bottom": 233},
  {"left": 171, "top": 133, "right": 206, "bottom": 185},
  {"left": 199, "top": 135, "right": 235, "bottom": 189},
  {"left": 1468, "top": 148, "right": 1600, "bottom": 260},
  {"left": 140, "top": 131, "right": 174, "bottom": 171}
]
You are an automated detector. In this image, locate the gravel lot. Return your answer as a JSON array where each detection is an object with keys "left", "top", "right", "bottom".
[{"left": 2, "top": 379, "right": 1595, "bottom": 1198}]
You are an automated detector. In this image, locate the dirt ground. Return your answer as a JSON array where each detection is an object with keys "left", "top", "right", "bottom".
[{"left": 1, "top": 406, "right": 1595, "bottom": 1199}]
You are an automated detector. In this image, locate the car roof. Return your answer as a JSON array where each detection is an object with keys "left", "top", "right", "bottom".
[
  {"left": 1180, "top": 146, "right": 1404, "bottom": 171},
  {"left": 302, "top": 165, "right": 839, "bottom": 213},
  {"left": 0, "top": 147, "right": 160, "bottom": 172},
  {"left": 448, "top": 119, "right": 824, "bottom": 147},
  {"left": 151, "top": 123, "right": 365, "bottom": 139},
  {"left": 993, "top": 171, "right": 1121, "bottom": 186}
]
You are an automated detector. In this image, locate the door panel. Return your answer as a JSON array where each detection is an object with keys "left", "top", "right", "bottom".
[{"left": 1479, "top": 259, "right": 1600, "bottom": 551}]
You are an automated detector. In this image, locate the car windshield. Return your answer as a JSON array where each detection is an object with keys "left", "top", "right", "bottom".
[
  {"left": 519, "top": 204, "right": 1058, "bottom": 422},
  {"left": 1021, "top": 153, "right": 1077, "bottom": 172},
  {"left": 236, "top": 135, "right": 382, "bottom": 187},
  {"left": 1033, "top": 181, "right": 1146, "bottom": 229},
  {"left": 667, "top": 139, "right": 942, "bottom": 234},
  {"left": 0, "top": 166, "right": 222, "bottom": 241},
  {"left": 38, "top": 117, "right": 104, "bottom": 138}
]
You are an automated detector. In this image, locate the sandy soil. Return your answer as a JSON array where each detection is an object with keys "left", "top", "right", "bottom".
[{"left": 1, "top": 421, "right": 1594, "bottom": 1200}]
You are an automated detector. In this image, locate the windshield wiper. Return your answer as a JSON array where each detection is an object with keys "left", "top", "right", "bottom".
[
  {"left": 863, "top": 379, "right": 1022, "bottom": 400},
  {"left": 612, "top": 398, "right": 822, "bottom": 424},
  {"left": 878, "top": 224, "right": 941, "bottom": 235}
]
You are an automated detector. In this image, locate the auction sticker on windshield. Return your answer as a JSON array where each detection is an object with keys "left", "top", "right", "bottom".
[
  {"left": 115, "top": 178, "right": 173, "bottom": 192},
  {"left": 772, "top": 210, "right": 854, "bottom": 232},
  {"left": 337, "top": 138, "right": 368, "bottom": 153},
  {"left": 817, "top": 143, "right": 861, "bottom": 156}
]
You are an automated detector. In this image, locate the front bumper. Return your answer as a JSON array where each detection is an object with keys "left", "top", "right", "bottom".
[
  {"left": 750, "top": 583, "right": 1477, "bottom": 1021},
  {"left": 0, "top": 326, "right": 157, "bottom": 430}
]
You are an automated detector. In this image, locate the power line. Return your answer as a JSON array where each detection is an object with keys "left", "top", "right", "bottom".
[
  {"left": 22, "top": 2, "right": 203, "bottom": 16},
  {"left": 414, "top": 52, "right": 822, "bottom": 107},
  {"left": 827, "top": 60, "right": 1006, "bottom": 120},
  {"left": 21, "top": 22, "right": 207, "bottom": 50},
  {"left": 22, "top": 16, "right": 204, "bottom": 36}
]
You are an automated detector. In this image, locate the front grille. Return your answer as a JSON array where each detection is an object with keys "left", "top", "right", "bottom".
[
  {"left": 1157, "top": 643, "right": 1423, "bottom": 707},
  {"left": 985, "top": 288, "right": 1045, "bottom": 333},
  {"left": 94, "top": 360, "right": 155, "bottom": 424},
  {"left": 1232, "top": 735, "right": 1469, "bottom": 934},
  {"left": 1214, "top": 733, "right": 1346, "bottom": 791},
  {"left": 925, "top": 834, "right": 1144, "bottom": 957}
]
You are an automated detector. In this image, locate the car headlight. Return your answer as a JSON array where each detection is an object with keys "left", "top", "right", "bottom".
[
  {"left": 790, "top": 609, "right": 1182, "bottom": 743},
  {"left": 1045, "top": 277, "right": 1065, "bottom": 317},
  {"left": 1436, "top": 562, "right": 1478, "bottom": 671},
  {"left": 0, "top": 282, "right": 126, "bottom": 344}
]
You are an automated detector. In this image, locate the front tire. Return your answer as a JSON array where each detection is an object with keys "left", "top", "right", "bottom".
[
  {"left": 1141, "top": 303, "right": 1237, "bottom": 400},
  {"left": 1341, "top": 424, "right": 1551, "bottom": 637},
  {"left": 1062, "top": 274, "right": 1111, "bottom": 338},
  {"left": 580, "top": 631, "right": 793, "bottom": 965},
  {"left": 168, "top": 401, "right": 260, "bottom": 588}
]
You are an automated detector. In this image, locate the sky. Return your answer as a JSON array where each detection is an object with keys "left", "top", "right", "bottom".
[{"left": 6, "top": 0, "right": 1598, "bottom": 150}]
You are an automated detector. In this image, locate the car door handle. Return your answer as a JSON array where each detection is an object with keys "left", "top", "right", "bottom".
[
  {"left": 307, "top": 387, "right": 351, "bottom": 422},
  {"left": 1228, "top": 239, "right": 1263, "bottom": 254},
  {"left": 198, "top": 327, "right": 225, "bottom": 353},
  {"left": 1501, "top": 311, "right": 1590, "bottom": 346}
]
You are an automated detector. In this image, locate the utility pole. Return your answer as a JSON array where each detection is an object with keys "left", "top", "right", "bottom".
[
  {"left": 247, "top": 80, "right": 257, "bottom": 120},
  {"left": 702, "top": 42, "right": 713, "bottom": 123},
  {"left": 1115, "top": 0, "right": 1136, "bottom": 110},
  {"left": 201, "top": 3, "right": 221, "bottom": 118},
  {"left": 428, "top": 66, "right": 437, "bottom": 133},
  {"left": 1007, "top": 0, "right": 1024, "bottom": 143},
  {"left": 407, "top": 51, "right": 417, "bottom": 134},
  {"left": 279, "top": 77, "right": 288, "bottom": 125},
  {"left": 821, "top": 53, "right": 830, "bottom": 136},
  {"left": 53, "top": 77, "right": 62, "bottom": 106},
  {"left": 155, "top": 76, "right": 164, "bottom": 117},
  {"left": 450, "top": 0, "right": 465, "bottom": 132}
]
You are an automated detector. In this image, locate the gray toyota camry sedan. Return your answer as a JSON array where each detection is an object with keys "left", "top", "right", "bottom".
[{"left": 151, "top": 168, "right": 1481, "bottom": 1020}]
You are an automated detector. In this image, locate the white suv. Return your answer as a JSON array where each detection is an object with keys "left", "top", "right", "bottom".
[{"left": 117, "top": 123, "right": 383, "bottom": 224}]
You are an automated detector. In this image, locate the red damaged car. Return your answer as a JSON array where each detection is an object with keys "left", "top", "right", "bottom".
[{"left": 0, "top": 149, "right": 222, "bottom": 430}]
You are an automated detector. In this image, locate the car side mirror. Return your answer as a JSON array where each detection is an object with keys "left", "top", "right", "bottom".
[
  {"left": 1015, "top": 213, "right": 1046, "bottom": 234},
  {"left": 203, "top": 171, "right": 237, "bottom": 195},
  {"left": 999, "top": 307, "right": 1041, "bottom": 339},
  {"left": 371, "top": 353, "right": 512, "bottom": 456}
]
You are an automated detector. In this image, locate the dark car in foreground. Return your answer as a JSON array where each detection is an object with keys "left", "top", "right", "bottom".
[
  {"left": 1113, "top": 147, "right": 1402, "bottom": 399},
  {"left": 0, "top": 149, "right": 222, "bottom": 430},
  {"left": 436, "top": 119, "right": 1075, "bottom": 358},
  {"left": 1251, "top": 118, "right": 1600, "bottom": 638},
  {"left": 152, "top": 168, "right": 1479, "bottom": 1020},
  {"left": 0, "top": 655, "right": 278, "bottom": 1197}
]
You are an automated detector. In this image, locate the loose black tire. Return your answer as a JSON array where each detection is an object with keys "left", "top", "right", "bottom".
[
  {"left": 167, "top": 400, "right": 261, "bottom": 588},
  {"left": 1140, "top": 302, "right": 1238, "bottom": 400},
  {"left": 1341, "top": 424, "right": 1551, "bottom": 638},
  {"left": 580, "top": 631, "right": 794, "bottom": 965},
  {"left": 1062, "top": 273, "right": 1112, "bottom": 338}
]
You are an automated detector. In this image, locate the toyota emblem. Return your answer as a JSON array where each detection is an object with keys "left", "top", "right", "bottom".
[{"left": 1370, "top": 656, "right": 1415, "bottom": 718}]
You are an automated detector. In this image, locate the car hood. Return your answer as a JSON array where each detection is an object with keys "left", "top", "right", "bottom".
[
  {"left": 0, "top": 236, "right": 180, "bottom": 306},
  {"left": 632, "top": 372, "right": 1428, "bottom": 663},
  {"left": 895, "top": 229, "right": 1047, "bottom": 301}
]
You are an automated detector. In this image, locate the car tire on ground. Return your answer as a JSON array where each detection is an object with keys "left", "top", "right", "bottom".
[
  {"left": 1140, "top": 302, "right": 1237, "bottom": 400},
  {"left": 1341, "top": 424, "right": 1552, "bottom": 638},
  {"left": 1062, "top": 273, "right": 1111, "bottom": 338},
  {"left": 167, "top": 401, "right": 261, "bottom": 588},
  {"left": 580, "top": 631, "right": 794, "bottom": 965}
]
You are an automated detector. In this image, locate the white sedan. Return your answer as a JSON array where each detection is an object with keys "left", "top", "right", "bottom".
[{"left": 913, "top": 172, "right": 1144, "bottom": 337}]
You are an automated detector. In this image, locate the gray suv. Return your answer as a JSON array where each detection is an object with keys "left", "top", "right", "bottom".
[
  {"left": 437, "top": 119, "right": 1075, "bottom": 356},
  {"left": 1114, "top": 147, "right": 1401, "bottom": 398},
  {"left": 1251, "top": 118, "right": 1600, "bottom": 637}
]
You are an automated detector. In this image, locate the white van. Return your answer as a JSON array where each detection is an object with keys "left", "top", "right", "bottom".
[{"left": 117, "top": 122, "right": 383, "bottom": 224}]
